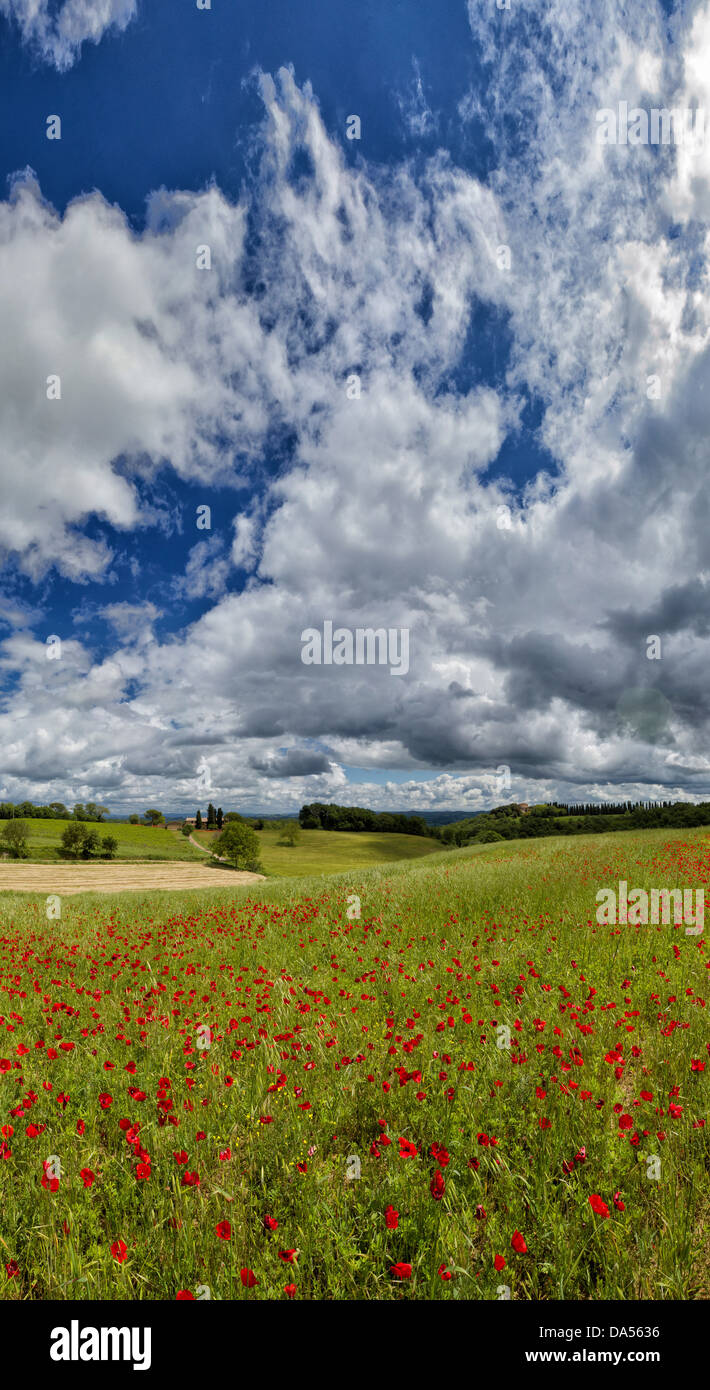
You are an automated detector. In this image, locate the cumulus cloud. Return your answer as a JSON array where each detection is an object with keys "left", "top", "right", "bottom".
[
  {"left": 2, "top": 25, "right": 710, "bottom": 811},
  {"left": 249, "top": 748, "right": 334, "bottom": 778},
  {"left": 0, "top": 0, "right": 137, "bottom": 70}
]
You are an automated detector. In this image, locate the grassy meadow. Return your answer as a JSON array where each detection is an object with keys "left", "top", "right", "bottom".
[
  {"left": 0, "top": 825, "right": 707, "bottom": 1301},
  {"left": 194, "top": 824, "right": 440, "bottom": 876},
  {"left": 1, "top": 818, "right": 440, "bottom": 877},
  {"left": 0, "top": 818, "right": 205, "bottom": 862}
]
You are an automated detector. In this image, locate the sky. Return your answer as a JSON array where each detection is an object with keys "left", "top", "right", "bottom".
[{"left": 0, "top": 0, "right": 709, "bottom": 817}]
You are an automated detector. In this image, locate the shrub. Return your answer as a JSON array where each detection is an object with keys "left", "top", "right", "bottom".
[{"left": 101, "top": 836, "right": 118, "bottom": 859}]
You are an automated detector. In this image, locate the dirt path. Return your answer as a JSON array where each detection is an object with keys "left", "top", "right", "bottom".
[
  {"left": 188, "top": 832, "right": 227, "bottom": 860},
  {"left": 0, "top": 862, "right": 265, "bottom": 896}
]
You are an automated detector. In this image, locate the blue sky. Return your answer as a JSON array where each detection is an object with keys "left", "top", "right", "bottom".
[
  {"left": 0, "top": 0, "right": 550, "bottom": 665},
  {"left": 1, "top": 0, "right": 709, "bottom": 815}
]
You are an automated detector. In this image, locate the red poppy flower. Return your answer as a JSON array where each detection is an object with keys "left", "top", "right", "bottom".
[
  {"left": 98, "top": 1094, "right": 113, "bottom": 1109},
  {"left": 176, "top": 1290, "right": 195, "bottom": 1300},
  {"left": 438, "top": 1264, "right": 453, "bottom": 1281},
  {"left": 5, "top": 1260, "right": 19, "bottom": 1278},
  {"left": 588, "top": 1194, "right": 610, "bottom": 1218},
  {"left": 80, "top": 1168, "right": 95, "bottom": 1188},
  {"left": 263, "top": 1215, "right": 278, "bottom": 1231},
  {"left": 111, "top": 1239, "right": 127, "bottom": 1263},
  {"left": 284, "top": 1283, "right": 297, "bottom": 1298},
  {"left": 390, "top": 1262, "right": 412, "bottom": 1279},
  {"left": 240, "top": 1269, "right": 258, "bottom": 1287},
  {"left": 613, "top": 1192, "right": 625, "bottom": 1211},
  {"left": 278, "top": 1249, "right": 296, "bottom": 1263},
  {"left": 430, "top": 1170, "right": 446, "bottom": 1201},
  {"left": 216, "top": 1220, "right": 231, "bottom": 1241},
  {"left": 511, "top": 1230, "right": 527, "bottom": 1253},
  {"left": 385, "top": 1205, "right": 399, "bottom": 1229},
  {"left": 398, "top": 1137, "right": 418, "bottom": 1158},
  {"left": 494, "top": 1254, "right": 506, "bottom": 1271}
]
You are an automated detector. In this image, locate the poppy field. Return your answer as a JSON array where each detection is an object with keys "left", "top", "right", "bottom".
[{"left": 0, "top": 826, "right": 708, "bottom": 1301}]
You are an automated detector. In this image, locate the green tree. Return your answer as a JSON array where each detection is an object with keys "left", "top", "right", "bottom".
[
  {"left": 144, "top": 809, "right": 164, "bottom": 826},
  {"left": 207, "top": 802, "right": 216, "bottom": 829},
  {"left": 195, "top": 810, "right": 202, "bottom": 829},
  {"left": 223, "top": 812, "right": 243, "bottom": 823},
  {"left": 49, "top": 802, "right": 69, "bottom": 818},
  {"left": 214, "top": 822, "right": 263, "bottom": 872},
  {"left": 181, "top": 822, "right": 192, "bottom": 837},
  {"left": 129, "top": 814, "right": 140, "bottom": 825},
  {"left": 216, "top": 806, "right": 223, "bottom": 830},
  {"left": 1, "top": 820, "right": 29, "bottom": 858},
  {"left": 101, "top": 835, "right": 118, "bottom": 859},
  {"left": 277, "top": 820, "right": 301, "bottom": 846},
  {"left": 81, "top": 830, "right": 100, "bottom": 858},
  {"left": 61, "top": 823, "right": 88, "bottom": 858},
  {"left": 73, "top": 803, "right": 86, "bottom": 821}
]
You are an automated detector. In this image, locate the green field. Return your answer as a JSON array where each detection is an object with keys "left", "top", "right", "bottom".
[
  {"left": 0, "top": 818, "right": 205, "bottom": 862},
  {"left": 194, "top": 824, "right": 440, "bottom": 876},
  {"left": 0, "top": 818, "right": 440, "bottom": 874},
  {"left": 0, "top": 824, "right": 707, "bottom": 1301}
]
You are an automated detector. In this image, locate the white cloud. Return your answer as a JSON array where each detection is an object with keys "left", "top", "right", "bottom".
[
  {"left": 2, "top": 36, "right": 710, "bottom": 812},
  {"left": 0, "top": 0, "right": 137, "bottom": 70}
]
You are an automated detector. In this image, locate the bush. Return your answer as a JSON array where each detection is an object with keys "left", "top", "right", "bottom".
[
  {"left": 101, "top": 836, "right": 118, "bottom": 859},
  {"left": 181, "top": 823, "right": 192, "bottom": 837},
  {"left": 470, "top": 829, "right": 504, "bottom": 844},
  {"left": 1, "top": 820, "right": 29, "bottom": 858}
]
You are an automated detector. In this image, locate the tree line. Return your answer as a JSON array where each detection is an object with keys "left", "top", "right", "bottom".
[
  {"left": 438, "top": 800, "right": 710, "bottom": 847},
  {"left": 0, "top": 801, "right": 109, "bottom": 820},
  {"left": 298, "top": 798, "right": 710, "bottom": 848},
  {"left": 298, "top": 802, "right": 431, "bottom": 835}
]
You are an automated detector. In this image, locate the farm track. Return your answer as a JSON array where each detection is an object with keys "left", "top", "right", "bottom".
[{"left": 0, "top": 862, "right": 265, "bottom": 895}]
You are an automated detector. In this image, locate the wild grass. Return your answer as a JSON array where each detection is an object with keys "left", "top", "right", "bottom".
[{"left": 0, "top": 826, "right": 707, "bottom": 1300}]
